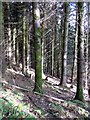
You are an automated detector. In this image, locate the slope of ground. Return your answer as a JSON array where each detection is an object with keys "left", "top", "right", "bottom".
[{"left": 0, "top": 67, "right": 90, "bottom": 119}]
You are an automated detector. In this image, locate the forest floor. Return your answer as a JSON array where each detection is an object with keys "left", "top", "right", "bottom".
[{"left": 0, "top": 65, "right": 90, "bottom": 119}]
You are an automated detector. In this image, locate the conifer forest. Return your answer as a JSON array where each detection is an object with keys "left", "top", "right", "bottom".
[{"left": 0, "top": 1, "right": 90, "bottom": 119}]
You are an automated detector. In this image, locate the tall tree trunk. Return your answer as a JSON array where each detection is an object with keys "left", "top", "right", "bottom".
[
  {"left": 0, "top": 1, "right": 3, "bottom": 77},
  {"left": 41, "top": 21, "right": 45, "bottom": 78},
  {"left": 41, "top": 4, "right": 46, "bottom": 79},
  {"left": 0, "top": 1, "right": 6, "bottom": 78},
  {"left": 8, "top": 25, "right": 11, "bottom": 68},
  {"left": 52, "top": 25, "right": 55, "bottom": 76},
  {"left": 7, "top": 3, "right": 11, "bottom": 68},
  {"left": 74, "top": 2, "right": 84, "bottom": 102},
  {"left": 84, "top": 3, "right": 89, "bottom": 89},
  {"left": 88, "top": 3, "right": 90, "bottom": 98},
  {"left": 22, "top": 8, "right": 26, "bottom": 74},
  {"left": 0, "top": 2, "right": 3, "bottom": 115},
  {"left": 88, "top": 4, "right": 90, "bottom": 83},
  {"left": 12, "top": 27, "right": 16, "bottom": 64},
  {"left": 59, "top": 14, "right": 64, "bottom": 81},
  {"left": 60, "top": 3, "right": 69, "bottom": 86},
  {"left": 32, "top": 2, "right": 43, "bottom": 93},
  {"left": 53, "top": 3, "right": 58, "bottom": 77},
  {"left": 26, "top": 13, "right": 30, "bottom": 74},
  {"left": 15, "top": 25, "right": 19, "bottom": 66},
  {"left": 71, "top": 7, "right": 78, "bottom": 84}
]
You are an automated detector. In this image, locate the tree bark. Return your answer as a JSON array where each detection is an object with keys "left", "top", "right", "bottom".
[
  {"left": 0, "top": 1, "right": 4, "bottom": 78},
  {"left": 84, "top": 3, "right": 89, "bottom": 89},
  {"left": 52, "top": 25, "right": 55, "bottom": 76},
  {"left": 60, "top": 3, "right": 69, "bottom": 86},
  {"left": 71, "top": 6, "right": 78, "bottom": 84},
  {"left": 0, "top": 2, "right": 7, "bottom": 78},
  {"left": 22, "top": 8, "right": 26, "bottom": 74},
  {"left": 32, "top": 2, "right": 43, "bottom": 93},
  {"left": 74, "top": 2, "right": 84, "bottom": 102},
  {"left": 15, "top": 25, "right": 19, "bottom": 66}
]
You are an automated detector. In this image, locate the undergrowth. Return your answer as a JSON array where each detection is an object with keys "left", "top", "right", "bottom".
[{"left": 0, "top": 97, "right": 36, "bottom": 119}]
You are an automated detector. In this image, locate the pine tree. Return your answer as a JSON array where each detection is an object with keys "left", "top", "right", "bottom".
[
  {"left": 22, "top": 8, "right": 26, "bottom": 74},
  {"left": 71, "top": 5, "right": 78, "bottom": 85},
  {"left": 74, "top": 2, "right": 84, "bottom": 102},
  {"left": 60, "top": 3, "right": 69, "bottom": 86},
  {"left": 32, "top": 2, "right": 43, "bottom": 93}
]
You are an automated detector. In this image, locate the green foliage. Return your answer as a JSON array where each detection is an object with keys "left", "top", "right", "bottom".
[
  {"left": 0, "top": 98, "right": 35, "bottom": 119},
  {"left": 71, "top": 100, "right": 88, "bottom": 108},
  {"left": 51, "top": 103, "right": 64, "bottom": 113},
  {"left": 25, "top": 115, "right": 36, "bottom": 120},
  {"left": 65, "top": 100, "right": 76, "bottom": 105},
  {"left": 15, "top": 92, "right": 24, "bottom": 100},
  {"left": 75, "top": 87, "right": 84, "bottom": 102},
  {"left": 0, "top": 98, "right": 3, "bottom": 119},
  {"left": 35, "top": 108, "right": 46, "bottom": 116},
  {"left": 36, "top": 27, "right": 40, "bottom": 38}
]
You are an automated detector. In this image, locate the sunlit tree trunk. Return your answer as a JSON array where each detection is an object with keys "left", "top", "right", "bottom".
[
  {"left": 52, "top": 25, "right": 55, "bottom": 76},
  {"left": 84, "top": 3, "right": 89, "bottom": 90},
  {"left": 26, "top": 13, "right": 30, "bottom": 74},
  {"left": 14, "top": 6, "right": 19, "bottom": 67},
  {"left": 71, "top": 7, "right": 78, "bottom": 84},
  {"left": 41, "top": 21, "right": 45, "bottom": 78},
  {"left": 53, "top": 3, "right": 58, "bottom": 77},
  {"left": 88, "top": 4, "right": 90, "bottom": 82},
  {"left": 41, "top": 4, "right": 46, "bottom": 79},
  {"left": 8, "top": 26, "right": 11, "bottom": 67},
  {"left": 75, "top": 2, "right": 84, "bottom": 102},
  {"left": 88, "top": 3, "right": 90, "bottom": 95},
  {"left": 6, "top": 3, "right": 12, "bottom": 68},
  {"left": 60, "top": 3, "right": 69, "bottom": 86},
  {"left": 24, "top": 13, "right": 28, "bottom": 75},
  {"left": 11, "top": 27, "right": 16, "bottom": 64},
  {"left": 32, "top": 1, "right": 43, "bottom": 93},
  {"left": 15, "top": 25, "right": 19, "bottom": 66},
  {"left": 22, "top": 8, "right": 26, "bottom": 74}
]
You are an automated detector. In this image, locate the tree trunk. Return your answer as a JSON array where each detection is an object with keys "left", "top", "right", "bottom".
[
  {"left": 52, "top": 25, "right": 55, "bottom": 76},
  {"left": 26, "top": 12, "right": 30, "bottom": 74},
  {"left": 71, "top": 7, "right": 78, "bottom": 84},
  {"left": 84, "top": 3, "right": 89, "bottom": 90},
  {"left": 59, "top": 14, "right": 64, "bottom": 81},
  {"left": 15, "top": 25, "right": 19, "bottom": 66},
  {"left": 41, "top": 21, "right": 45, "bottom": 79},
  {"left": 60, "top": 3, "right": 69, "bottom": 86},
  {"left": 22, "top": 8, "right": 26, "bottom": 74},
  {"left": 12, "top": 27, "right": 16, "bottom": 64},
  {"left": 88, "top": 4, "right": 90, "bottom": 84},
  {"left": 41, "top": 4, "right": 46, "bottom": 79},
  {"left": 74, "top": 2, "right": 84, "bottom": 102},
  {"left": 7, "top": 3, "right": 11, "bottom": 68},
  {"left": 32, "top": 1, "right": 43, "bottom": 93},
  {"left": 0, "top": 2, "right": 7, "bottom": 78}
]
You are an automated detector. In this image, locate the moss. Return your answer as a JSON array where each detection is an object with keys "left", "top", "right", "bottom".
[
  {"left": 36, "top": 27, "right": 40, "bottom": 37},
  {"left": 74, "top": 87, "right": 84, "bottom": 102},
  {"left": 34, "top": 57, "right": 43, "bottom": 93},
  {"left": 34, "top": 29, "right": 43, "bottom": 93},
  {"left": 33, "top": 3, "right": 43, "bottom": 93}
]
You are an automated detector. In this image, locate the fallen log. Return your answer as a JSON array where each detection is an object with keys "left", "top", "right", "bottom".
[
  {"left": 34, "top": 91, "right": 64, "bottom": 104},
  {"left": 0, "top": 81, "right": 30, "bottom": 92}
]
